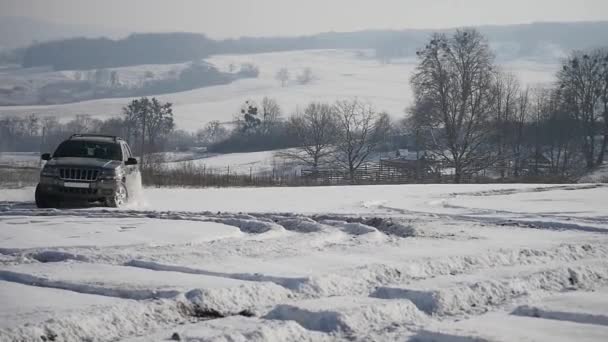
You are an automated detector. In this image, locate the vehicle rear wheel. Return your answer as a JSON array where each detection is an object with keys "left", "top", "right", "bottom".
[
  {"left": 35, "top": 184, "right": 53, "bottom": 208},
  {"left": 106, "top": 183, "right": 128, "bottom": 208}
]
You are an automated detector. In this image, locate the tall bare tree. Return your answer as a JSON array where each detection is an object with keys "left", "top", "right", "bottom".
[
  {"left": 145, "top": 97, "right": 175, "bottom": 151},
  {"left": 492, "top": 72, "right": 520, "bottom": 178},
  {"left": 333, "top": 99, "right": 390, "bottom": 181},
  {"left": 280, "top": 102, "right": 337, "bottom": 170},
  {"left": 275, "top": 68, "right": 290, "bottom": 87},
  {"left": 296, "top": 67, "right": 314, "bottom": 85},
  {"left": 197, "top": 120, "right": 229, "bottom": 146},
  {"left": 122, "top": 97, "right": 174, "bottom": 163},
  {"left": 597, "top": 49, "right": 608, "bottom": 165},
  {"left": 410, "top": 29, "right": 497, "bottom": 183},
  {"left": 512, "top": 86, "right": 531, "bottom": 177},
  {"left": 557, "top": 49, "right": 606, "bottom": 169},
  {"left": 260, "top": 97, "right": 282, "bottom": 135}
]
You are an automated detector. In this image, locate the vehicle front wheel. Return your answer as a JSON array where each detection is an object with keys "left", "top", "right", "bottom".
[
  {"left": 106, "top": 183, "right": 128, "bottom": 208},
  {"left": 35, "top": 184, "right": 53, "bottom": 208}
]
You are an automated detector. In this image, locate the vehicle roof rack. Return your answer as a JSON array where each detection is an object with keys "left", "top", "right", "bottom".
[{"left": 69, "top": 134, "right": 123, "bottom": 142}]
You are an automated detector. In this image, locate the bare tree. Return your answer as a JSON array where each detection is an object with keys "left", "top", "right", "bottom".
[
  {"left": 94, "top": 69, "right": 111, "bottom": 87},
  {"left": 197, "top": 120, "right": 229, "bottom": 146},
  {"left": 512, "top": 86, "right": 531, "bottom": 177},
  {"left": 333, "top": 99, "right": 390, "bottom": 181},
  {"left": 410, "top": 29, "right": 498, "bottom": 183},
  {"left": 280, "top": 102, "right": 337, "bottom": 169},
  {"left": 65, "top": 114, "right": 97, "bottom": 133},
  {"left": 557, "top": 49, "right": 606, "bottom": 169},
  {"left": 534, "top": 87, "right": 581, "bottom": 176},
  {"left": 25, "top": 114, "right": 40, "bottom": 137},
  {"left": 260, "top": 97, "right": 282, "bottom": 135},
  {"left": 492, "top": 72, "right": 520, "bottom": 179},
  {"left": 110, "top": 71, "right": 120, "bottom": 87},
  {"left": 597, "top": 49, "right": 608, "bottom": 165},
  {"left": 296, "top": 67, "right": 314, "bottom": 85},
  {"left": 238, "top": 63, "right": 260, "bottom": 78},
  {"left": 234, "top": 97, "right": 281, "bottom": 136},
  {"left": 122, "top": 97, "right": 174, "bottom": 163},
  {"left": 275, "top": 68, "right": 290, "bottom": 87}
]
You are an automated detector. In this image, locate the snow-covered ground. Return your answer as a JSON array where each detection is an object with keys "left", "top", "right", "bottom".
[
  {"left": 0, "top": 152, "right": 40, "bottom": 168},
  {"left": 0, "top": 49, "right": 558, "bottom": 130},
  {"left": 1, "top": 183, "right": 608, "bottom": 341},
  {"left": 163, "top": 149, "right": 298, "bottom": 175},
  {"left": 580, "top": 163, "right": 608, "bottom": 183}
]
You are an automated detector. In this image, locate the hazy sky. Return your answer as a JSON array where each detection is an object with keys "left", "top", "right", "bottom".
[{"left": 3, "top": 0, "right": 608, "bottom": 38}]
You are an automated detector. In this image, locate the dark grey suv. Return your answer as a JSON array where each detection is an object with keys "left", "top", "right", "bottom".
[{"left": 36, "top": 134, "right": 140, "bottom": 208}]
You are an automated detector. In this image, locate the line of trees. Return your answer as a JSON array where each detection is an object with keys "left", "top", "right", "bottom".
[
  {"left": 199, "top": 97, "right": 394, "bottom": 182},
  {"left": 0, "top": 97, "right": 177, "bottom": 160},
  {"left": 408, "top": 29, "right": 608, "bottom": 182}
]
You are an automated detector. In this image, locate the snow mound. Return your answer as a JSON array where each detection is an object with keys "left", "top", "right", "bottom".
[
  {"left": 372, "top": 265, "right": 608, "bottom": 316},
  {"left": 320, "top": 220, "right": 379, "bottom": 235},
  {"left": 289, "top": 264, "right": 405, "bottom": 297},
  {"left": 0, "top": 269, "right": 181, "bottom": 300},
  {"left": 408, "top": 331, "right": 491, "bottom": 342},
  {"left": 1, "top": 293, "right": 187, "bottom": 342},
  {"left": 185, "top": 282, "right": 293, "bottom": 317},
  {"left": 579, "top": 163, "right": 608, "bottom": 183},
  {"left": 318, "top": 217, "right": 417, "bottom": 237},
  {"left": 28, "top": 250, "right": 89, "bottom": 263},
  {"left": 364, "top": 217, "right": 418, "bottom": 237},
  {"left": 161, "top": 317, "right": 331, "bottom": 342},
  {"left": 273, "top": 217, "right": 326, "bottom": 233},
  {"left": 125, "top": 316, "right": 332, "bottom": 342},
  {"left": 216, "top": 217, "right": 286, "bottom": 234},
  {"left": 264, "top": 297, "right": 427, "bottom": 334},
  {"left": 511, "top": 288, "right": 608, "bottom": 326}
]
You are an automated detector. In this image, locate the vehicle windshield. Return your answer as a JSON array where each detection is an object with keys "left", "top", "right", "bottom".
[{"left": 53, "top": 140, "right": 122, "bottom": 161}]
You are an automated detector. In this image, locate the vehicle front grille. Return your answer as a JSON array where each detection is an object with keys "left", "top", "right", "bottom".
[
  {"left": 59, "top": 168, "right": 99, "bottom": 181},
  {"left": 58, "top": 187, "right": 98, "bottom": 195}
]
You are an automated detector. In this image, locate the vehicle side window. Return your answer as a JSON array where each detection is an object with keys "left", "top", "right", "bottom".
[
  {"left": 125, "top": 144, "right": 133, "bottom": 159},
  {"left": 120, "top": 143, "right": 129, "bottom": 161}
]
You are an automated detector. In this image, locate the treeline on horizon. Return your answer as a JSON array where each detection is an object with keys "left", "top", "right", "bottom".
[{"left": 15, "top": 21, "right": 608, "bottom": 70}]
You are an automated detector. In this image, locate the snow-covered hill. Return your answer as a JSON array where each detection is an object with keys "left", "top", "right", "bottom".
[{"left": 0, "top": 49, "right": 558, "bottom": 130}]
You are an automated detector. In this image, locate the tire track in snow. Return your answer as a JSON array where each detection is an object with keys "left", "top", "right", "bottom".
[
  {"left": 125, "top": 259, "right": 309, "bottom": 290},
  {"left": 448, "top": 184, "right": 605, "bottom": 197},
  {"left": 371, "top": 262, "right": 608, "bottom": 317},
  {"left": 123, "top": 243, "right": 608, "bottom": 299},
  {"left": 512, "top": 305, "right": 608, "bottom": 327},
  {"left": 379, "top": 204, "right": 608, "bottom": 234},
  {"left": 0, "top": 269, "right": 181, "bottom": 300}
]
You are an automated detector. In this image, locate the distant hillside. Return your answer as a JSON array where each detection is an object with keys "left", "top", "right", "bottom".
[
  {"left": 22, "top": 33, "right": 217, "bottom": 70},
  {"left": 12, "top": 21, "right": 608, "bottom": 70},
  {"left": 0, "top": 16, "right": 125, "bottom": 51}
]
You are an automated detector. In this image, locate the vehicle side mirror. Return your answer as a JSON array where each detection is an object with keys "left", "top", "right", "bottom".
[
  {"left": 41, "top": 153, "right": 51, "bottom": 161},
  {"left": 125, "top": 157, "right": 138, "bottom": 165}
]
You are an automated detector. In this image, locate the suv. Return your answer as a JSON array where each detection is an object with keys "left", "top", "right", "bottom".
[{"left": 36, "top": 134, "right": 139, "bottom": 208}]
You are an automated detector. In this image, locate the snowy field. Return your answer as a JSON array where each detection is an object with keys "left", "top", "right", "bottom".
[
  {"left": 1, "top": 183, "right": 608, "bottom": 341},
  {"left": 0, "top": 150, "right": 292, "bottom": 176},
  {"left": 0, "top": 152, "right": 40, "bottom": 168},
  {"left": 0, "top": 49, "right": 558, "bottom": 130},
  {"left": 163, "top": 149, "right": 300, "bottom": 175}
]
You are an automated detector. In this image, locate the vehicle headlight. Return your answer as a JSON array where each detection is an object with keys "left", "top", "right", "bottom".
[
  {"left": 41, "top": 165, "right": 58, "bottom": 177},
  {"left": 100, "top": 169, "right": 122, "bottom": 180}
]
